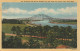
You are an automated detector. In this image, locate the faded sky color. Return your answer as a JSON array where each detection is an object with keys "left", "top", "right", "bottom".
[{"left": 2, "top": 2, "right": 77, "bottom": 19}]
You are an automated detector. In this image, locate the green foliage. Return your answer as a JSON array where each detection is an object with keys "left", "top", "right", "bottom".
[
  {"left": 24, "top": 37, "right": 40, "bottom": 48},
  {"left": 2, "top": 23, "right": 77, "bottom": 48},
  {"left": 11, "top": 26, "right": 16, "bottom": 34},
  {"left": 16, "top": 26, "right": 22, "bottom": 36},
  {"left": 2, "top": 19, "right": 23, "bottom": 24},
  {"left": 2, "top": 36, "right": 23, "bottom": 48},
  {"left": 2, "top": 32, "right": 5, "bottom": 41}
]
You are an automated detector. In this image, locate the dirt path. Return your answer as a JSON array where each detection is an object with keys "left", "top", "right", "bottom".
[
  {"left": 5, "top": 33, "right": 72, "bottom": 41},
  {"left": 56, "top": 45, "right": 70, "bottom": 48},
  {"left": 5, "top": 33, "right": 47, "bottom": 38}
]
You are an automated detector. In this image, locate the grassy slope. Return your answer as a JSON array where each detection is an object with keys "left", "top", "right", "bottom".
[{"left": 2, "top": 24, "right": 32, "bottom": 34}]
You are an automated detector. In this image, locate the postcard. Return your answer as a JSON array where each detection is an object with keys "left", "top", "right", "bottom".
[{"left": 0, "top": 0, "right": 80, "bottom": 51}]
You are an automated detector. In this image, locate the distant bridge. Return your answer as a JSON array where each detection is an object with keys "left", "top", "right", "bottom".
[{"left": 28, "top": 14, "right": 54, "bottom": 21}]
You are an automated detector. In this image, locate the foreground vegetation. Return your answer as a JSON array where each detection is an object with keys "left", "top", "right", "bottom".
[{"left": 2, "top": 23, "right": 77, "bottom": 48}]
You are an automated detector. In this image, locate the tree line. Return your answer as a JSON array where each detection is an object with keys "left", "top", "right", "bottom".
[{"left": 2, "top": 19, "right": 23, "bottom": 24}]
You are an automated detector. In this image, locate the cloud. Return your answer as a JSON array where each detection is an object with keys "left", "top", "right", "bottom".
[
  {"left": 28, "top": 8, "right": 57, "bottom": 14},
  {"left": 28, "top": 8, "right": 48, "bottom": 14},
  {"left": 57, "top": 7, "right": 77, "bottom": 14},
  {"left": 2, "top": 7, "right": 77, "bottom": 15},
  {"left": 2, "top": 8, "right": 27, "bottom": 14},
  {"left": 28, "top": 7, "right": 77, "bottom": 15}
]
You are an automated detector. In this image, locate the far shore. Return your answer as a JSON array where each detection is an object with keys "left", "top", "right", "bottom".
[{"left": 49, "top": 22, "right": 77, "bottom": 25}]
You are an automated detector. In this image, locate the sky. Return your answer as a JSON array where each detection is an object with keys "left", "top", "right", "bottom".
[{"left": 2, "top": 2, "right": 77, "bottom": 19}]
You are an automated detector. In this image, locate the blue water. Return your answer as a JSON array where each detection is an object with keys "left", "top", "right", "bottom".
[{"left": 32, "top": 20, "right": 77, "bottom": 29}]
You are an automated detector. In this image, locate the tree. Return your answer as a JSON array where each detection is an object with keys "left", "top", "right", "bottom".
[
  {"left": 2, "top": 32, "right": 5, "bottom": 48},
  {"left": 2, "top": 36, "right": 23, "bottom": 48},
  {"left": 71, "top": 29, "right": 77, "bottom": 48},
  {"left": 28, "top": 37, "right": 40, "bottom": 48},
  {"left": 44, "top": 31, "right": 57, "bottom": 48},
  {"left": 28, "top": 37, "right": 35, "bottom": 48},
  {"left": 23, "top": 27, "right": 27, "bottom": 37},
  {"left": 52, "top": 26, "right": 59, "bottom": 32},
  {"left": 2, "top": 32, "right": 5, "bottom": 41},
  {"left": 16, "top": 26, "right": 22, "bottom": 36},
  {"left": 59, "top": 26, "right": 65, "bottom": 41},
  {"left": 11, "top": 26, "right": 16, "bottom": 34}
]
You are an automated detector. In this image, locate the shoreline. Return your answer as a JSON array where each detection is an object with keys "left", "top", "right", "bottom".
[{"left": 49, "top": 22, "right": 77, "bottom": 25}]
